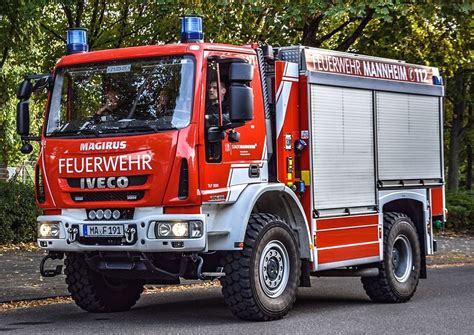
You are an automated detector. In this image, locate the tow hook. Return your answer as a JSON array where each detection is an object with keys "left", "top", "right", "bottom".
[
  {"left": 67, "top": 226, "right": 79, "bottom": 243},
  {"left": 40, "top": 252, "right": 64, "bottom": 277},
  {"left": 125, "top": 226, "right": 136, "bottom": 243}
]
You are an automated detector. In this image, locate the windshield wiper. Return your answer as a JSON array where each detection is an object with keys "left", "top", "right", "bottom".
[
  {"left": 80, "top": 128, "right": 101, "bottom": 136},
  {"left": 118, "top": 125, "right": 159, "bottom": 133},
  {"left": 49, "top": 128, "right": 101, "bottom": 137},
  {"left": 122, "top": 123, "right": 180, "bottom": 133},
  {"left": 48, "top": 129, "right": 80, "bottom": 137}
]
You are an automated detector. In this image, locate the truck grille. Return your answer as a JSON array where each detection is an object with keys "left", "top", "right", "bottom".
[{"left": 71, "top": 191, "right": 145, "bottom": 202}]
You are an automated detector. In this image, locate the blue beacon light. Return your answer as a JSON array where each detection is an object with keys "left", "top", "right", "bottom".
[
  {"left": 432, "top": 75, "right": 443, "bottom": 86},
  {"left": 181, "top": 16, "right": 204, "bottom": 43},
  {"left": 66, "top": 28, "right": 89, "bottom": 54}
]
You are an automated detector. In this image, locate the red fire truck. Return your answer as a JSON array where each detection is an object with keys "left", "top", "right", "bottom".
[{"left": 16, "top": 18, "right": 445, "bottom": 320}]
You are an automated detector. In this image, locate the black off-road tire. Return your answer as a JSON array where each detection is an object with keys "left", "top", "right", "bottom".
[
  {"left": 65, "top": 253, "right": 144, "bottom": 313},
  {"left": 220, "top": 213, "right": 301, "bottom": 321},
  {"left": 361, "top": 212, "right": 421, "bottom": 303}
]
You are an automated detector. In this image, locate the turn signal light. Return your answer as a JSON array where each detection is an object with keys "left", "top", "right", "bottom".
[{"left": 35, "top": 165, "right": 46, "bottom": 203}]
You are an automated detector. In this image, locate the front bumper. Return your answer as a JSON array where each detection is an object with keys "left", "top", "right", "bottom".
[{"left": 37, "top": 209, "right": 207, "bottom": 252}]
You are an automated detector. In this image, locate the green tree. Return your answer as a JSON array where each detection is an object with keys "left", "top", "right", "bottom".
[
  {"left": 0, "top": 0, "right": 47, "bottom": 172},
  {"left": 354, "top": 1, "right": 473, "bottom": 190},
  {"left": 0, "top": 0, "right": 471, "bottom": 192}
]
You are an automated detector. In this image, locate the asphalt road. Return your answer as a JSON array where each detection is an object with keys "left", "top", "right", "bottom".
[
  {"left": 2, "top": 234, "right": 471, "bottom": 302},
  {"left": 1, "top": 266, "right": 473, "bottom": 334}
]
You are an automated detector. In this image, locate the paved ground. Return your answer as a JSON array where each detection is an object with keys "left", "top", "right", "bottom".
[
  {"left": 0, "top": 266, "right": 473, "bottom": 334},
  {"left": 430, "top": 233, "right": 473, "bottom": 264},
  {"left": 0, "top": 250, "right": 68, "bottom": 302},
  {"left": 0, "top": 233, "right": 472, "bottom": 302}
]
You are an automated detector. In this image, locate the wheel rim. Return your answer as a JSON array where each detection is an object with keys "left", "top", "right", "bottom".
[
  {"left": 392, "top": 234, "right": 413, "bottom": 282},
  {"left": 259, "top": 240, "right": 290, "bottom": 298},
  {"left": 103, "top": 276, "right": 128, "bottom": 291}
]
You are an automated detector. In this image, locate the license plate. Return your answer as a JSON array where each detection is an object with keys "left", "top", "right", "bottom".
[{"left": 83, "top": 224, "right": 124, "bottom": 237}]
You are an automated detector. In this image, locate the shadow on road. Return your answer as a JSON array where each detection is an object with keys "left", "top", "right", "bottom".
[{"left": 2, "top": 267, "right": 474, "bottom": 333}]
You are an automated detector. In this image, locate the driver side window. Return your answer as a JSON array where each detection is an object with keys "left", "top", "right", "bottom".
[{"left": 205, "top": 60, "right": 230, "bottom": 163}]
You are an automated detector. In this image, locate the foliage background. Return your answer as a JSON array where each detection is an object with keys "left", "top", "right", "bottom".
[
  {"left": 0, "top": 1, "right": 472, "bottom": 240},
  {"left": 0, "top": 180, "right": 41, "bottom": 243}
]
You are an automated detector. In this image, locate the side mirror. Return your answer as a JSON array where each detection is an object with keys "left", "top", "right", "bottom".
[
  {"left": 20, "top": 142, "right": 33, "bottom": 154},
  {"left": 33, "top": 76, "right": 51, "bottom": 91},
  {"left": 228, "top": 62, "right": 254, "bottom": 124},
  {"left": 16, "top": 100, "right": 30, "bottom": 136},
  {"left": 17, "top": 79, "right": 33, "bottom": 100},
  {"left": 229, "top": 63, "right": 254, "bottom": 82},
  {"left": 229, "top": 84, "right": 253, "bottom": 123},
  {"left": 15, "top": 74, "right": 49, "bottom": 154},
  {"left": 207, "top": 126, "right": 225, "bottom": 142}
]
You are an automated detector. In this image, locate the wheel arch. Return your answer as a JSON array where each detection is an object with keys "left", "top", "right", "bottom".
[
  {"left": 379, "top": 191, "right": 429, "bottom": 279},
  {"left": 208, "top": 183, "right": 312, "bottom": 261},
  {"left": 253, "top": 189, "right": 312, "bottom": 260}
]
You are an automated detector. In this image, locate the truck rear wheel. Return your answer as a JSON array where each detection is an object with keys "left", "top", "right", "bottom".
[
  {"left": 361, "top": 212, "right": 421, "bottom": 303},
  {"left": 220, "top": 213, "right": 301, "bottom": 321},
  {"left": 65, "top": 253, "right": 144, "bottom": 313}
]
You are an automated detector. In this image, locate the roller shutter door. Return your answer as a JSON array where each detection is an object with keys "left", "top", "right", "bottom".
[
  {"left": 376, "top": 92, "right": 442, "bottom": 181},
  {"left": 310, "top": 85, "right": 375, "bottom": 210}
]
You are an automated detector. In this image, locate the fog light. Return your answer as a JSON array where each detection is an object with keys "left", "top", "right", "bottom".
[
  {"left": 189, "top": 221, "right": 203, "bottom": 238},
  {"left": 171, "top": 222, "right": 188, "bottom": 237},
  {"left": 50, "top": 224, "right": 60, "bottom": 237},
  {"left": 157, "top": 223, "right": 172, "bottom": 237},
  {"left": 96, "top": 209, "right": 104, "bottom": 220},
  {"left": 38, "top": 221, "right": 60, "bottom": 238},
  {"left": 112, "top": 210, "right": 121, "bottom": 220},
  {"left": 104, "top": 209, "right": 112, "bottom": 220}
]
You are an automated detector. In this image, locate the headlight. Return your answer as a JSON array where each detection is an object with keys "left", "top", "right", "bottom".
[
  {"left": 38, "top": 221, "right": 61, "bottom": 238},
  {"left": 153, "top": 221, "right": 203, "bottom": 239},
  {"left": 171, "top": 222, "right": 188, "bottom": 237}
]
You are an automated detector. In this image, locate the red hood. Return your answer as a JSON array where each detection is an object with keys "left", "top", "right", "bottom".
[{"left": 41, "top": 132, "right": 178, "bottom": 208}]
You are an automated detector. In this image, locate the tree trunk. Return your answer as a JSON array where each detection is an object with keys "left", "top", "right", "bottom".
[
  {"left": 301, "top": 14, "right": 324, "bottom": 47},
  {"left": 466, "top": 100, "right": 473, "bottom": 190},
  {"left": 466, "top": 144, "right": 472, "bottom": 190},
  {"left": 447, "top": 70, "right": 466, "bottom": 191},
  {"left": 0, "top": 127, "right": 8, "bottom": 180}
]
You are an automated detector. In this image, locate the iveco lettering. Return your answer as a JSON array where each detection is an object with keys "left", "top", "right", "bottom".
[{"left": 15, "top": 16, "right": 445, "bottom": 320}]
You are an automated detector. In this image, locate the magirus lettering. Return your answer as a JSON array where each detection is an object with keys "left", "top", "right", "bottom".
[
  {"left": 80, "top": 176, "right": 129, "bottom": 189},
  {"left": 80, "top": 141, "right": 127, "bottom": 151}
]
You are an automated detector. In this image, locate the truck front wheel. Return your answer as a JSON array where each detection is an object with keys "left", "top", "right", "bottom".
[
  {"left": 361, "top": 212, "right": 421, "bottom": 303},
  {"left": 65, "top": 253, "right": 144, "bottom": 313},
  {"left": 220, "top": 213, "right": 301, "bottom": 321}
]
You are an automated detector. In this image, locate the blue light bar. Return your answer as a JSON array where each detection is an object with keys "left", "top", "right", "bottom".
[
  {"left": 181, "top": 16, "right": 204, "bottom": 43},
  {"left": 66, "top": 28, "right": 88, "bottom": 54},
  {"left": 432, "top": 75, "right": 443, "bottom": 86}
]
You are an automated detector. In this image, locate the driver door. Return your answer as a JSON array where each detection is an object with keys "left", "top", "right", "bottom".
[{"left": 199, "top": 50, "right": 267, "bottom": 204}]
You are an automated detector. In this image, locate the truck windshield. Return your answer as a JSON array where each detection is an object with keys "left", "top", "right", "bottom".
[{"left": 46, "top": 55, "right": 195, "bottom": 137}]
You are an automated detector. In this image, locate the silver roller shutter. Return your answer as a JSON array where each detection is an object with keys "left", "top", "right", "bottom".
[
  {"left": 310, "top": 85, "right": 376, "bottom": 210},
  {"left": 376, "top": 92, "right": 442, "bottom": 181}
]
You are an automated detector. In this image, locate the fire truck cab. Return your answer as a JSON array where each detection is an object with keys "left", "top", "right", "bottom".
[{"left": 16, "top": 18, "right": 445, "bottom": 320}]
